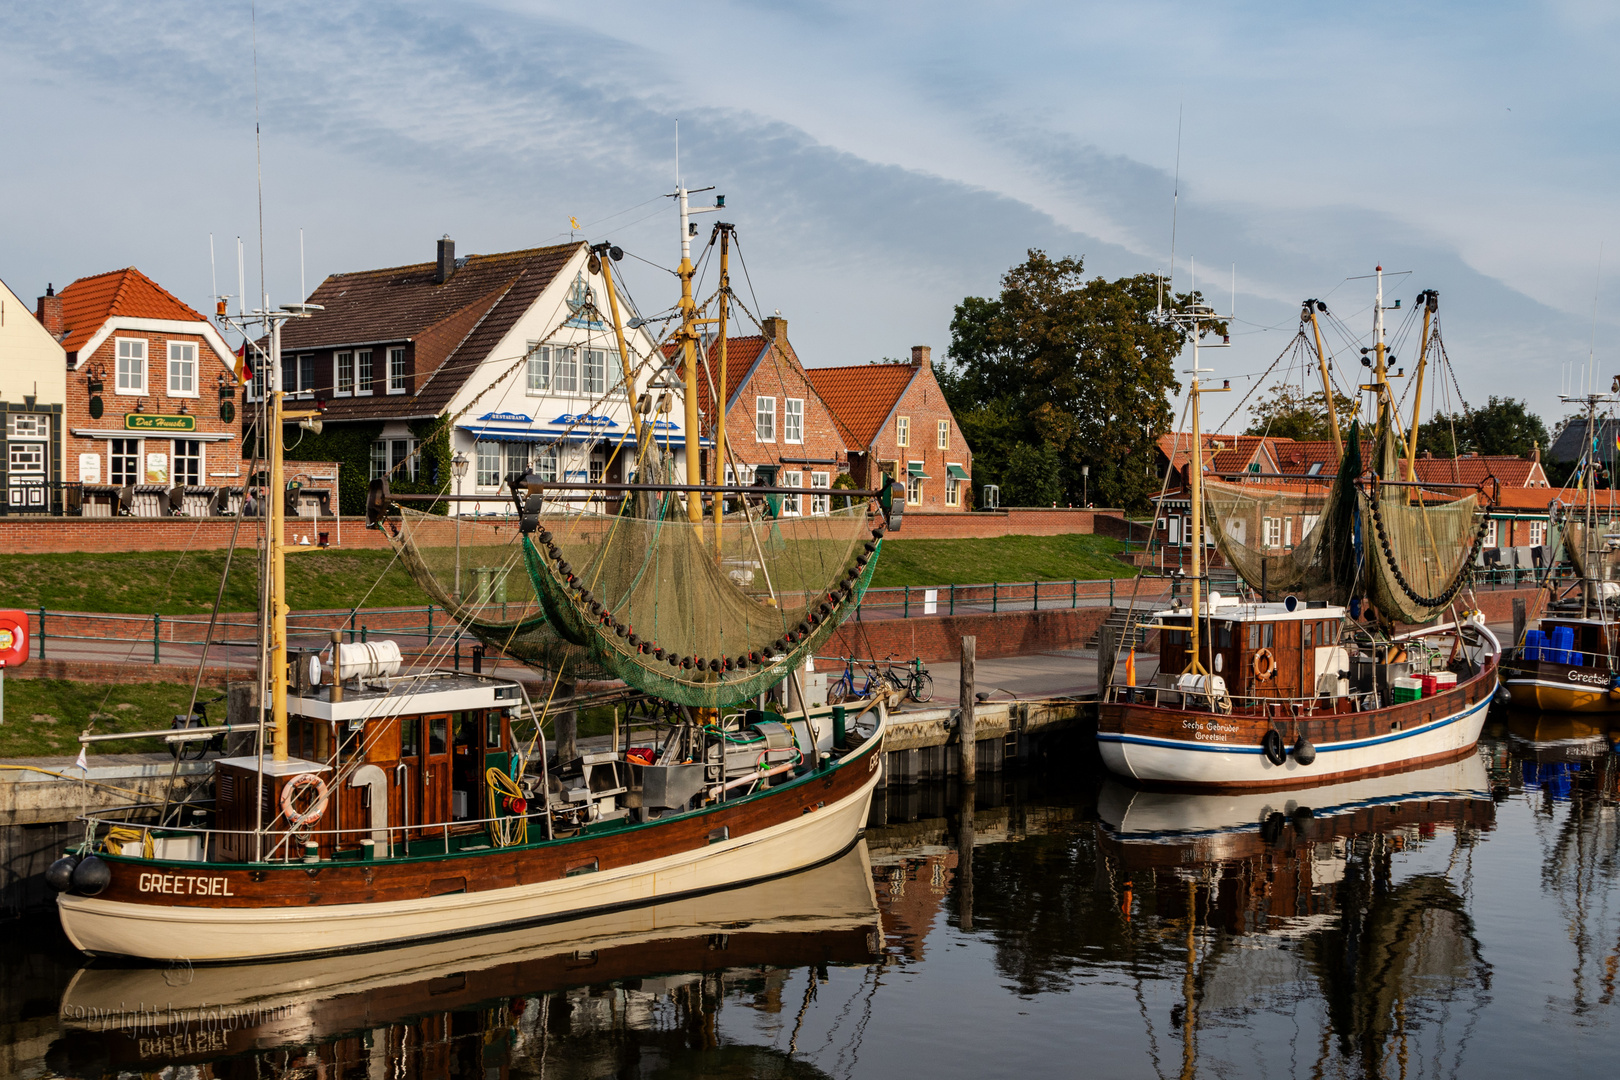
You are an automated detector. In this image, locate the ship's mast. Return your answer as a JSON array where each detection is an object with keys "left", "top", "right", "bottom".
[
  {"left": 1168, "top": 295, "right": 1229, "bottom": 680},
  {"left": 671, "top": 182, "right": 723, "bottom": 522},
  {"left": 1303, "top": 300, "right": 1342, "bottom": 455},
  {"left": 712, "top": 223, "right": 734, "bottom": 552},
  {"left": 1373, "top": 265, "right": 1389, "bottom": 431}
]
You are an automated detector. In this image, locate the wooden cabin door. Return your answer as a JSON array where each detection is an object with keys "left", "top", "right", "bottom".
[
  {"left": 423, "top": 714, "right": 454, "bottom": 828},
  {"left": 396, "top": 716, "right": 423, "bottom": 842}
]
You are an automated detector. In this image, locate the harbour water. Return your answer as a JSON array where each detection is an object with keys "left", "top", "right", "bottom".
[{"left": 9, "top": 709, "right": 1619, "bottom": 1079}]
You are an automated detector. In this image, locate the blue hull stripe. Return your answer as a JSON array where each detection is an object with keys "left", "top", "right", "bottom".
[{"left": 1097, "top": 694, "right": 1491, "bottom": 755}]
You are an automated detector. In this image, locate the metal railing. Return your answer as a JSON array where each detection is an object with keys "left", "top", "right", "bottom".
[
  {"left": 853, "top": 578, "right": 1173, "bottom": 620},
  {"left": 1103, "top": 683, "right": 1379, "bottom": 714}
]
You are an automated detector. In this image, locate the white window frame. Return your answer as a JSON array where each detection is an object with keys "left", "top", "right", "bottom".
[
  {"left": 114, "top": 338, "right": 147, "bottom": 395},
  {"left": 756, "top": 396, "right": 776, "bottom": 442},
  {"left": 583, "top": 349, "right": 607, "bottom": 396},
  {"left": 896, "top": 415, "right": 910, "bottom": 448},
  {"left": 166, "top": 341, "right": 198, "bottom": 397},
  {"left": 387, "top": 347, "right": 408, "bottom": 394},
  {"left": 356, "top": 350, "right": 374, "bottom": 396},
  {"left": 369, "top": 440, "right": 389, "bottom": 481},
  {"left": 782, "top": 470, "right": 802, "bottom": 515},
  {"left": 533, "top": 444, "right": 559, "bottom": 483},
  {"left": 1263, "top": 516, "right": 1282, "bottom": 548},
  {"left": 474, "top": 440, "right": 501, "bottom": 489},
  {"left": 784, "top": 398, "right": 804, "bottom": 444},
  {"left": 503, "top": 442, "right": 531, "bottom": 485},
  {"left": 389, "top": 438, "right": 418, "bottom": 482},
  {"left": 172, "top": 439, "right": 203, "bottom": 486},
  {"left": 526, "top": 343, "right": 550, "bottom": 394},
  {"left": 1284, "top": 518, "right": 1293, "bottom": 548},
  {"left": 335, "top": 351, "right": 354, "bottom": 396},
  {"left": 811, "top": 471, "right": 830, "bottom": 515},
  {"left": 110, "top": 438, "right": 141, "bottom": 486},
  {"left": 938, "top": 420, "right": 949, "bottom": 450},
  {"left": 553, "top": 347, "right": 578, "bottom": 394},
  {"left": 724, "top": 462, "right": 755, "bottom": 486},
  {"left": 1484, "top": 519, "right": 1498, "bottom": 547},
  {"left": 946, "top": 476, "right": 960, "bottom": 507},
  {"left": 1530, "top": 520, "right": 1546, "bottom": 547},
  {"left": 906, "top": 461, "right": 924, "bottom": 505}
]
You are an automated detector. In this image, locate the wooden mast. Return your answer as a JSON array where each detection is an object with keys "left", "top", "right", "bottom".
[
  {"left": 1404, "top": 290, "right": 1436, "bottom": 486},
  {"left": 1305, "top": 301, "right": 1342, "bottom": 454}
]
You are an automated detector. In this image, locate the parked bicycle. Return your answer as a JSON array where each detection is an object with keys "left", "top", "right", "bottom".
[
  {"left": 825, "top": 655, "right": 932, "bottom": 705},
  {"left": 887, "top": 654, "right": 933, "bottom": 703}
]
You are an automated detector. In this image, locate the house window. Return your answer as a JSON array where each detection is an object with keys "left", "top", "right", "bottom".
[
  {"left": 724, "top": 462, "right": 755, "bottom": 485},
  {"left": 1263, "top": 516, "right": 1282, "bottom": 548},
  {"left": 946, "top": 476, "right": 960, "bottom": 507},
  {"left": 1483, "top": 519, "right": 1498, "bottom": 547},
  {"left": 387, "top": 347, "right": 407, "bottom": 394},
  {"left": 756, "top": 396, "right": 776, "bottom": 442},
  {"left": 589, "top": 457, "right": 605, "bottom": 485},
  {"left": 475, "top": 441, "right": 501, "bottom": 488},
  {"left": 172, "top": 440, "right": 201, "bottom": 486},
  {"left": 938, "top": 420, "right": 949, "bottom": 449},
  {"left": 533, "top": 445, "right": 559, "bottom": 483},
  {"left": 8, "top": 414, "right": 46, "bottom": 438},
  {"left": 526, "top": 343, "right": 550, "bottom": 393},
  {"left": 1530, "top": 521, "right": 1545, "bottom": 547},
  {"left": 391, "top": 438, "right": 417, "bottom": 481},
  {"left": 896, "top": 415, "right": 910, "bottom": 447},
  {"left": 357, "top": 350, "right": 374, "bottom": 395},
  {"left": 811, "top": 471, "right": 830, "bottom": 515},
  {"left": 167, "top": 342, "right": 197, "bottom": 396},
  {"left": 1284, "top": 518, "right": 1293, "bottom": 548},
  {"left": 583, "top": 349, "right": 607, "bottom": 395},
  {"left": 907, "top": 473, "right": 923, "bottom": 505},
  {"left": 336, "top": 351, "right": 354, "bottom": 395},
  {"left": 502, "top": 443, "right": 530, "bottom": 485},
  {"left": 115, "top": 339, "right": 147, "bottom": 394},
  {"left": 784, "top": 398, "right": 804, "bottom": 444},
  {"left": 281, "top": 355, "right": 314, "bottom": 398},
  {"left": 369, "top": 440, "right": 389, "bottom": 481},
  {"left": 553, "top": 348, "right": 578, "bottom": 393},
  {"left": 110, "top": 439, "right": 140, "bottom": 486},
  {"left": 782, "top": 470, "right": 802, "bottom": 515}
]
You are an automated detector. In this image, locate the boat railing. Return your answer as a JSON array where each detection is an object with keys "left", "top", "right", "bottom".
[
  {"left": 1103, "top": 683, "right": 1389, "bottom": 715},
  {"left": 1506, "top": 644, "right": 1613, "bottom": 667}
]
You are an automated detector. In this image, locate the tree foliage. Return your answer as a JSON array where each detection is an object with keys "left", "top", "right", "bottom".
[
  {"left": 1415, "top": 396, "right": 1549, "bottom": 460},
  {"left": 1243, "top": 384, "right": 1358, "bottom": 442},
  {"left": 938, "top": 250, "right": 1213, "bottom": 510}
]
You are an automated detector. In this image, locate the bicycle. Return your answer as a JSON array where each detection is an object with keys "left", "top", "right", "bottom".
[
  {"left": 877, "top": 653, "right": 932, "bottom": 703},
  {"left": 826, "top": 657, "right": 890, "bottom": 705}
]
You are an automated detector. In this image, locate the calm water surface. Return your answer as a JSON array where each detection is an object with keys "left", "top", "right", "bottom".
[{"left": 12, "top": 710, "right": 1620, "bottom": 1079}]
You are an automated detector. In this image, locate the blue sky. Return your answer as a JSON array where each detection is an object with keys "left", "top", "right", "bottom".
[{"left": 3, "top": 1, "right": 1615, "bottom": 432}]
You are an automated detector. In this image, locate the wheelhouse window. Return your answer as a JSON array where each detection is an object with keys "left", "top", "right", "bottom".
[
  {"left": 115, "top": 338, "right": 147, "bottom": 394},
  {"left": 167, "top": 341, "right": 197, "bottom": 396},
  {"left": 756, "top": 396, "right": 776, "bottom": 442}
]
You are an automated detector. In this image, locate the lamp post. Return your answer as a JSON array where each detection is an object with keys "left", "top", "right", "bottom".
[
  {"left": 451, "top": 450, "right": 469, "bottom": 600},
  {"left": 1082, "top": 465, "right": 1089, "bottom": 507}
]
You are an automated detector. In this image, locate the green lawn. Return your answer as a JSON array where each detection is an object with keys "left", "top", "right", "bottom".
[
  {"left": 0, "top": 678, "right": 231, "bottom": 759},
  {"left": 0, "top": 549, "right": 429, "bottom": 616},
  {"left": 867, "top": 533, "right": 1137, "bottom": 588}
]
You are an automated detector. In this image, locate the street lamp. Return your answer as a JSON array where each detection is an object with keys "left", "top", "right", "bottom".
[
  {"left": 1082, "top": 465, "right": 1089, "bottom": 507},
  {"left": 451, "top": 451, "right": 469, "bottom": 601}
]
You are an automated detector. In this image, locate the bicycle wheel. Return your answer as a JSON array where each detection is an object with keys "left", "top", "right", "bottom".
[
  {"left": 826, "top": 679, "right": 849, "bottom": 705},
  {"left": 909, "top": 671, "right": 934, "bottom": 703}
]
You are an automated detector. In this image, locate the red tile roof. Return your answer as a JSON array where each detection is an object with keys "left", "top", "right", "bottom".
[
  {"left": 804, "top": 363, "right": 918, "bottom": 449},
  {"left": 57, "top": 267, "right": 209, "bottom": 354}
]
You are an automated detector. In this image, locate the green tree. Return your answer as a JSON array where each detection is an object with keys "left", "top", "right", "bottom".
[
  {"left": 1415, "top": 396, "right": 1549, "bottom": 460},
  {"left": 939, "top": 250, "right": 1211, "bottom": 509},
  {"left": 1243, "top": 384, "right": 1357, "bottom": 442}
]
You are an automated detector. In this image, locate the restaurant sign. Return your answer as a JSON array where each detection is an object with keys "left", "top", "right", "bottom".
[{"left": 124, "top": 413, "right": 196, "bottom": 433}]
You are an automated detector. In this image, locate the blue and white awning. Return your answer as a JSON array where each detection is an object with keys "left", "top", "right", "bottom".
[{"left": 456, "top": 412, "right": 708, "bottom": 448}]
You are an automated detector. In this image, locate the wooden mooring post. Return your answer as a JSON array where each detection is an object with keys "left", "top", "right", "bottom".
[
  {"left": 959, "top": 635, "right": 976, "bottom": 782},
  {"left": 1512, "top": 596, "right": 1526, "bottom": 646}
]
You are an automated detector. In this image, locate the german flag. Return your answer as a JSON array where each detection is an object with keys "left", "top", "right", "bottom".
[{"left": 233, "top": 341, "right": 254, "bottom": 386}]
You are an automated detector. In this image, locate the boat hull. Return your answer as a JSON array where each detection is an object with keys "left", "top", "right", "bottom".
[
  {"left": 1097, "top": 663, "right": 1496, "bottom": 791},
  {"left": 57, "top": 731, "right": 883, "bottom": 962},
  {"left": 1501, "top": 659, "right": 1620, "bottom": 713}
]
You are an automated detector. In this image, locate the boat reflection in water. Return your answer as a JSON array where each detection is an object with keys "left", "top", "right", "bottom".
[
  {"left": 51, "top": 841, "right": 880, "bottom": 1079},
  {"left": 1098, "top": 756, "right": 1496, "bottom": 1076}
]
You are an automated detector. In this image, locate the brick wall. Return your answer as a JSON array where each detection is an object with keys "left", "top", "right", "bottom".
[
  {"left": 867, "top": 353, "right": 973, "bottom": 512},
  {"left": 722, "top": 327, "right": 849, "bottom": 507},
  {"left": 823, "top": 606, "right": 1112, "bottom": 663},
  {"left": 0, "top": 515, "right": 392, "bottom": 553},
  {"left": 896, "top": 508, "right": 1138, "bottom": 539}
]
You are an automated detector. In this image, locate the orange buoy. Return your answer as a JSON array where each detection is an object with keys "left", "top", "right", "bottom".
[{"left": 1126, "top": 647, "right": 1137, "bottom": 687}]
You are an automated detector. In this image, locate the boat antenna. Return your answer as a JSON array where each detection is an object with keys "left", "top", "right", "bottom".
[
  {"left": 209, "top": 233, "right": 219, "bottom": 306},
  {"left": 236, "top": 237, "right": 246, "bottom": 318},
  {"left": 1160, "top": 105, "right": 1182, "bottom": 317},
  {"left": 1589, "top": 242, "right": 1603, "bottom": 396},
  {"left": 299, "top": 227, "right": 306, "bottom": 305},
  {"left": 252, "top": 2, "right": 267, "bottom": 316}
]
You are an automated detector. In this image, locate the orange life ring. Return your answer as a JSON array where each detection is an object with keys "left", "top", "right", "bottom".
[
  {"left": 281, "top": 772, "right": 330, "bottom": 827},
  {"left": 1252, "top": 648, "right": 1277, "bottom": 683}
]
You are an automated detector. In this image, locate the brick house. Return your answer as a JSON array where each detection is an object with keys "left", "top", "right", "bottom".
[
  {"left": 684, "top": 316, "right": 848, "bottom": 515},
  {"left": 46, "top": 268, "right": 243, "bottom": 516},
  {"left": 0, "top": 276, "right": 66, "bottom": 514},
  {"left": 806, "top": 346, "right": 973, "bottom": 512},
  {"left": 270, "top": 237, "right": 685, "bottom": 515}
]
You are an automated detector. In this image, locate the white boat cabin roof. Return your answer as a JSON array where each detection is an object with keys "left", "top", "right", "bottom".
[
  {"left": 288, "top": 670, "right": 524, "bottom": 724},
  {"left": 1155, "top": 596, "right": 1347, "bottom": 625}
]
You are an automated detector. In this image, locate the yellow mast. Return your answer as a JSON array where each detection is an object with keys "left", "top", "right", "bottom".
[
  {"left": 595, "top": 248, "right": 641, "bottom": 429},
  {"left": 1187, "top": 371, "right": 1207, "bottom": 677},
  {"left": 672, "top": 184, "right": 723, "bottom": 522},
  {"left": 1404, "top": 290, "right": 1435, "bottom": 484},
  {"left": 1305, "top": 301, "right": 1342, "bottom": 454},
  {"left": 712, "top": 225, "right": 733, "bottom": 552}
]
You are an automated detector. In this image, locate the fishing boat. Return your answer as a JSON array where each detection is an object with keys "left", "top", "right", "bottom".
[
  {"left": 1500, "top": 393, "right": 1620, "bottom": 712},
  {"left": 47, "top": 188, "right": 900, "bottom": 962},
  {"left": 52, "top": 840, "right": 880, "bottom": 1073},
  {"left": 1097, "top": 269, "right": 1500, "bottom": 790}
]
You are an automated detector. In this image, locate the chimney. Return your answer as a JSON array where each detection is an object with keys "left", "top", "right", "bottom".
[
  {"left": 435, "top": 235, "right": 455, "bottom": 284},
  {"left": 35, "top": 284, "right": 63, "bottom": 338},
  {"left": 761, "top": 315, "right": 786, "bottom": 341},
  {"left": 911, "top": 344, "right": 930, "bottom": 368}
]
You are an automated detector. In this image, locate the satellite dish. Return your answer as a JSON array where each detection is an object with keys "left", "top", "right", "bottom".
[{"left": 1284, "top": 594, "right": 1299, "bottom": 612}]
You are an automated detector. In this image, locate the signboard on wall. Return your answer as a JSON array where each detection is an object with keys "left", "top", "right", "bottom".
[
  {"left": 79, "top": 454, "right": 101, "bottom": 484},
  {"left": 145, "top": 453, "right": 169, "bottom": 484},
  {"left": 124, "top": 413, "right": 196, "bottom": 433}
]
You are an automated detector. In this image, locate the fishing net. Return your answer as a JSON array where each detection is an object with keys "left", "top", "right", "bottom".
[
  {"left": 1360, "top": 425, "right": 1485, "bottom": 623},
  {"left": 522, "top": 465, "right": 881, "bottom": 708},
  {"left": 1561, "top": 518, "right": 1620, "bottom": 582},
  {"left": 386, "top": 506, "right": 609, "bottom": 679},
  {"left": 1203, "top": 433, "right": 1362, "bottom": 604}
]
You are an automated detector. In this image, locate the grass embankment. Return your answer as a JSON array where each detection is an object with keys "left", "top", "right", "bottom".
[
  {"left": 0, "top": 549, "right": 428, "bottom": 615},
  {"left": 0, "top": 679, "right": 228, "bottom": 759},
  {"left": 867, "top": 534, "right": 1135, "bottom": 588}
]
